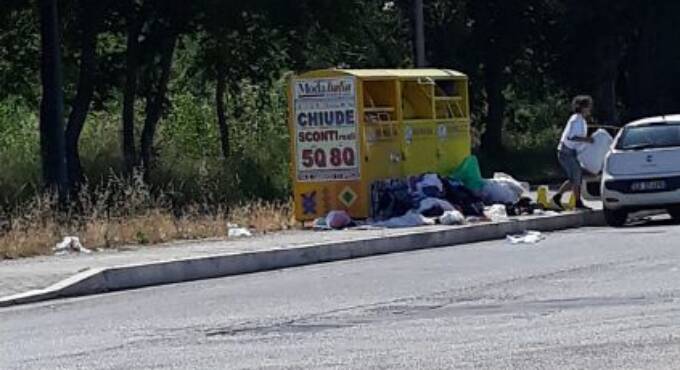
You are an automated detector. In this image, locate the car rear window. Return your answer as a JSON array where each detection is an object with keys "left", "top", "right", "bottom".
[{"left": 616, "top": 122, "right": 680, "bottom": 150}]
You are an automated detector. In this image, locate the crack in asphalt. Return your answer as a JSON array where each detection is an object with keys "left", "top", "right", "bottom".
[{"left": 201, "top": 256, "right": 664, "bottom": 339}]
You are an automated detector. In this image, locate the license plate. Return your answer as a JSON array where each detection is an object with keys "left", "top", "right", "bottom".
[{"left": 630, "top": 180, "right": 667, "bottom": 192}]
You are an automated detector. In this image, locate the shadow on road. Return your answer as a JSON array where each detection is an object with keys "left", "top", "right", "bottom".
[{"left": 626, "top": 214, "right": 678, "bottom": 229}]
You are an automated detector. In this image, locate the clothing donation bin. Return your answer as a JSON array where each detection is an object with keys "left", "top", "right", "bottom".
[{"left": 289, "top": 69, "right": 471, "bottom": 221}]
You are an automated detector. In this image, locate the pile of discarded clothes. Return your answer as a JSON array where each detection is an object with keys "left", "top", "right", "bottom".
[
  {"left": 313, "top": 155, "right": 539, "bottom": 230},
  {"left": 368, "top": 155, "right": 537, "bottom": 228}
]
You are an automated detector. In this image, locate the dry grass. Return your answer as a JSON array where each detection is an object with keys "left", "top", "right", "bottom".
[{"left": 0, "top": 178, "right": 295, "bottom": 260}]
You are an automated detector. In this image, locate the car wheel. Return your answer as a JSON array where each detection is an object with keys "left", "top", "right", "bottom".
[{"left": 604, "top": 208, "right": 628, "bottom": 227}]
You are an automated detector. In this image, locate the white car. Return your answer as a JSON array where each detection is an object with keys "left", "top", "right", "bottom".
[{"left": 601, "top": 115, "right": 680, "bottom": 226}]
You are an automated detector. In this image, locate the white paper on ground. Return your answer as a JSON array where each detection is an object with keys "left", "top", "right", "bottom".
[
  {"left": 53, "top": 236, "right": 92, "bottom": 255},
  {"left": 227, "top": 223, "right": 253, "bottom": 237},
  {"left": 506, "top": 230, "right": 545, "bottom": 244}
]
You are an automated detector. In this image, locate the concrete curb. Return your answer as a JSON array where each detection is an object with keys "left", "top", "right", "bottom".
[{"left": 0, "top": 210, "right": 604, "bottom": 307}]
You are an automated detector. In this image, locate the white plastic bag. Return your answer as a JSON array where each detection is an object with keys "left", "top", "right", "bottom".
[
  {"left": 417, "top": 197, "right": 455, "bottom": 215},
  {"left": 416, "top": 173, "right": 444, "bottom": 195},
  {"left": 54, "top": 236, "right": 91, "bottom": 255},
  {"left": 484, "top": 205, "right": 509, "bottom": 222},
  {"left": 578, "top": 129, "right": 613, "bottom": 175},
  {"left": 506, "top": 230, "right": 545, "bottom": 244},
  {"left": 481, "top": 180, "right": 523, "bottom": 205},
  {"left": 227, "top": 223, "right": 252, "bottom": 238},
  {"left": 439, "top": 210, "right": 465, "bottom": 225},
  {"left": 493, "top": 172, "right": 530, "bottom": 193}
]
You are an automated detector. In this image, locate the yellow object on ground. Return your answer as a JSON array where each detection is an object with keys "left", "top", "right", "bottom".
[
  {"left": 536, "top": 185, "right": 550, "bottom": 209},
  {"left": 289, "top": 69, "right": 471, "bottom": 221},
  {"left": 566, "top": 192, "right": 577, "bottom": 211}
]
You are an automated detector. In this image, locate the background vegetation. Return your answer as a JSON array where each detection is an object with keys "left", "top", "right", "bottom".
[{"left": 1, "top": 0, "right": 680, "bottom": 257}]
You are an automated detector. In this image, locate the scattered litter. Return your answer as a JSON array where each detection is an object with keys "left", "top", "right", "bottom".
[
  {"left": 373, "top": 210, "right": 435, "bottom": 228},
  {"left": 326, "top": 210, "right": 353, "bottom": 230},
  {"left": 533, "top": 209, "right": 560, "bottom": 216},
  {"left": 536, "top": 185, "right": 551, "bottom": 209},
  {"left": 506, "top": 197, "right": 537, "bottom": 216},
  {"left": 484, "top": 204, "right": 509, "bottom": 222},
  {"left": 312, "top": 217, "right": 330, "bottom": 230},
  {"left": 481, "top": 178, "right": 525, "bottom": 205},
  {"left": 227, "top": 223, "right": 252, "bottom": 238},
  {"left": 506, "top": 230, "right": 545, "bottom": 245},
  {"left": 416, "top": 173, "right": 444, "bottom": 197},
  {"left": 465, "top": 216, "right": 490, "bottom": 223},
  {"left": 417, "top": 197, "right": 455, "bottom": 216},
  {"left": 439, "top": 210, "right": 465, "bottom": 225},
  {"left": 54, "top": 236, "right": 91, "bottom": 255}
]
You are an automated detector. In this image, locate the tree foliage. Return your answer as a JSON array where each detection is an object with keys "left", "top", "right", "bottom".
[{"left": 2, "top": 0, "right": 680, "bottom": 202}]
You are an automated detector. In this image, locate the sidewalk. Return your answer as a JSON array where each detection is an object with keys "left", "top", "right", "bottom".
[
  {"left": 0, "top": 228, "right": 394, "bottom": 298},
  {"left": 0, "top": 201, "right": 603, "bottom": 306}
]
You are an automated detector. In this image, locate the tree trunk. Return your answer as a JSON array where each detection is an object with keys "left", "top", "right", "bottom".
[
  {"left": 481, "top": 58, "right": 505, "bottom": 154},
  {"left": 215, "top": 61, "right": 230, "bottom": 159},
  {"left": 414, "top": 0, "right": 426, "bottom": 67},
  {"left": 122, "top": 1, "right": 142, "bottom": 175},
  {"left": 39, "top": 0, "right": 68, "bottom": 199},
  {"left": 65, "top": 0, "right": 102, "bottom": 189},
  {"left": 139, "top": 33, "right": 178, "bottom": 172}
]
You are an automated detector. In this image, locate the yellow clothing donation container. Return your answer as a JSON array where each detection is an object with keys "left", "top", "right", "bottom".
[{"left": 289, "top": 69, "right": 470, "bottom": 222}]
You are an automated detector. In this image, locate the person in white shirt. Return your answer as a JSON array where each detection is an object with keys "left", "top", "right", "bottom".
[{"left": 553, "top": 95, "right": 595, "bottom": 209}]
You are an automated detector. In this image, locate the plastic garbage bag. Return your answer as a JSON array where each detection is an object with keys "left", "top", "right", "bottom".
[
  {"left": 506, "top": 230, "right": 545, "bottom": 244},
  {"left": 373, "top": 210, "right": 435, "bottom": 228},
  {"left": 449, "top": 155, "right": 485, "bottom": 191},
  {"left": 417, "top": 197, "right": 456, "bottom": 217},
  {"left": 578, "top": 129, "right": 613, "bottom": 175},
  {"left": 416, "top": 173, "right": 444, "bottom": 196},
  {"left": 228, "top": 223, "right": 252, "bottom": 238},
  {"left": 439, "top": 210, "right": 465, "bottom": 225},
  {"left": 326, "top": 210, "right": 352, "bottom": 230},
  {"left": 484, "top": 204, "right": 509, "bottom": 222},
  {"left": 493, "top": 172, "right": 529, "bottom": 193},
  {"left": 54, "top": 236, "right": 91, "bottom": 255},
  {"left": 481, "top": 179, "right": 523, "bottom": 205}
]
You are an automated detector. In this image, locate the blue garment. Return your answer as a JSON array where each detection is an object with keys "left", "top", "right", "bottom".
[{"left": 558, "top": 147, "right": 583, "bottom": 185}]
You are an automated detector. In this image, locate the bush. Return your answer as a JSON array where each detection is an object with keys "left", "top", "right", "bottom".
[
  {"left": 0, "top": 96, "right": 41, "bottom": 203},
  {"left": 0, "top": 77, "right": 291, "bottom": 207}
]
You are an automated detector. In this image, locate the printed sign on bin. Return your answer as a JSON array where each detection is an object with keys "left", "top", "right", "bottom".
[{"left": 293, "top": 77, "right": 360, "bottom": 182}]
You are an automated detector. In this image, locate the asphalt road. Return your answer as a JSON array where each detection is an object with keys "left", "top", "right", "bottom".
[{"left": 2, "top": 220, "right": 680, "bottom": 369}]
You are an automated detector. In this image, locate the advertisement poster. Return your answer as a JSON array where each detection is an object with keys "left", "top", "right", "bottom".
[{"left": 293, "top": 77, "right": 360, "bottom": 182}]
